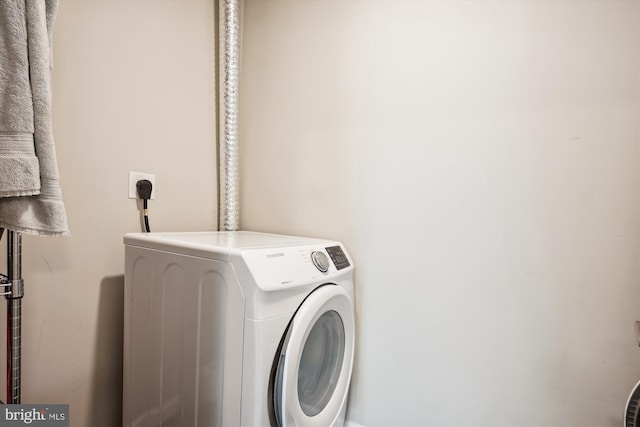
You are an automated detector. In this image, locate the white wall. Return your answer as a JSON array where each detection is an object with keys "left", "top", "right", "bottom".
[
  {"left": 4, "top": 1, "right": 216, "bottom": 426},
  {"left": 239, "top": 1, "right": 640, "bottom": 426}
]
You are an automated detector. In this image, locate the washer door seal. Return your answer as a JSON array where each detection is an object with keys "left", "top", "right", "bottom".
[{"left": 272, "top": 285, "right": 355, "bottom": 427}]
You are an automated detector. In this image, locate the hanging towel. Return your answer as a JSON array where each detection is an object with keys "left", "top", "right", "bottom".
[
  {"left": 0, "top": 0, "right": 68, "bottom": 236},
  {"left": 0, "top": 0, "right": 39, "bottom": 197}
]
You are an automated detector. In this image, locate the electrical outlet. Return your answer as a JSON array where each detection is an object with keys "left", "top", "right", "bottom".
[{"left": 128, "top": 171, "right": 156, "bottom": 199}]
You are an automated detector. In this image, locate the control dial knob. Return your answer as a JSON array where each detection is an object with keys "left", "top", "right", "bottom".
[{"left": 311, "top": 251, "right": 330, "bottom": 273}]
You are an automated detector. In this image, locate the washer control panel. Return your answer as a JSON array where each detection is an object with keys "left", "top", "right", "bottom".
[
  {"left": 326, "top": 245, "right": 350, "bottom": 270},
  {"left": 311, "top": 251, "right": 330, "bottom": 273},
  {"left": 241, "top": 242, "right": 352, "bottom": 291}
]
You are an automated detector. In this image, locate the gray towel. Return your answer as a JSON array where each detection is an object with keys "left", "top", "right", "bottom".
[{"left": 0, "top": 0, "right": 68, "bottom": 236}]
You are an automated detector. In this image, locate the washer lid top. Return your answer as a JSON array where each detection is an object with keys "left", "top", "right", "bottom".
[{"left": 123, "top": 231, "right": 331, "bottom": 261}]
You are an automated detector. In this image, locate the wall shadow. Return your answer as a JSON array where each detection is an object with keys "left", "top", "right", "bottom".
[{"left": 91, "top": 275, "right": 124, "bottom": 427}]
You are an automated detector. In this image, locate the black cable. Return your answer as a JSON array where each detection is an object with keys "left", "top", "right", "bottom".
[
  {"left": 136, "top": 180, "right": 153, "bottom": 233},
  {"left": 143, "top": 199, "right": 150, "bottom": 233}
]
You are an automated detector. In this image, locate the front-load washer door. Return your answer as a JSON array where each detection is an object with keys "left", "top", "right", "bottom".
[{"left": 273, "top": 285, "right": 355, "bottom": 427}]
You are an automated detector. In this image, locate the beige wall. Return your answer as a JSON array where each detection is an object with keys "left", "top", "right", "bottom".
[
  {"left": 239, "top": 1, "right": 640, "bottom": 426},
  {"left": 5, "top": 1, "right": 216, "bottom": 426}
]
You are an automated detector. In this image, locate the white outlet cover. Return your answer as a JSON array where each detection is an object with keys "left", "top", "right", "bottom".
[{"left": 129, "top": 171, "right": 156, "bottom": 199}]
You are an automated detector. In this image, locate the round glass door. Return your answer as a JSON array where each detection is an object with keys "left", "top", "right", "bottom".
[
  {"left": 298, "top": 310, "right": 345, "bottom": 416},
  {"left": 272, "top": 285, "right": 355, "bottom": 427}
]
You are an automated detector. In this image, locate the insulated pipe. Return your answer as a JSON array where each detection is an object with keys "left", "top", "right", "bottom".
[
  {"left": 219, "top": 0, "right": 241, "bottom": 231},
  {"left": 6, "top": 231, "right": 23, "bottom": 404}
]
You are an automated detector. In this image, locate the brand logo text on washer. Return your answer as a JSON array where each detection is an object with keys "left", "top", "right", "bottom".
[{"left": 266, "top": 252, "right": 285, "bottom": 258}]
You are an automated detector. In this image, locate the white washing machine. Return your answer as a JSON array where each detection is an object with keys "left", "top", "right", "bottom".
[{"left": 123, "top": 231, "right": 355, "bottom": 427}]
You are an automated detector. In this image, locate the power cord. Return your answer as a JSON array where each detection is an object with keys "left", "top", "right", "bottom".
[{"left": 136, "top": 179, "right": 153, "bottom": 232}]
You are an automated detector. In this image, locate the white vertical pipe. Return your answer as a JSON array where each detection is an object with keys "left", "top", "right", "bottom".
[{"left": 220, "top": 0, "right": 241, "bottom": 231}]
